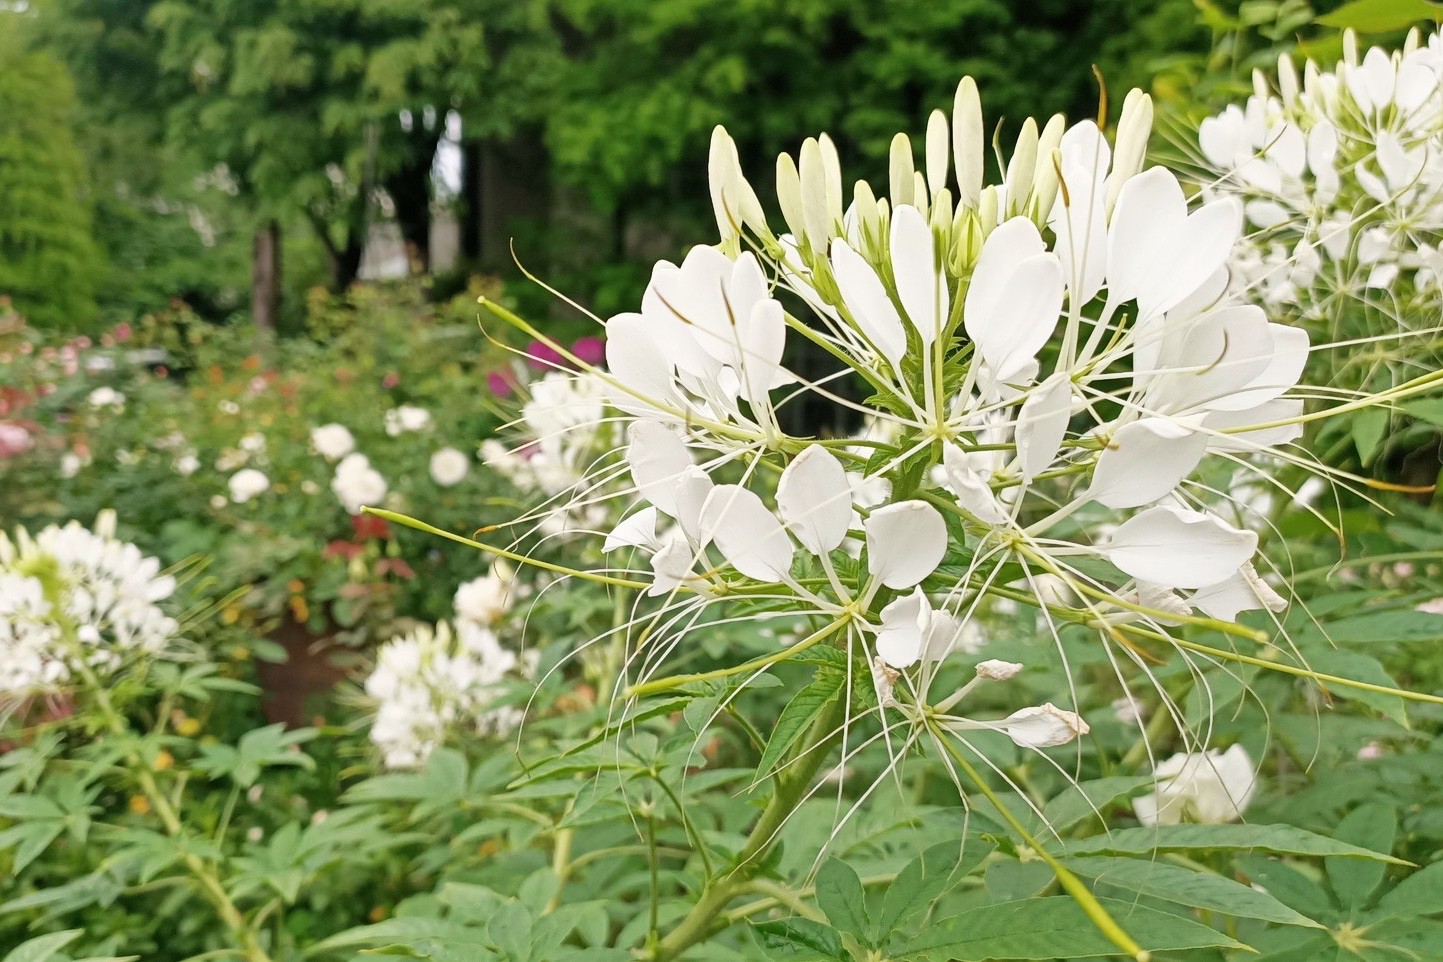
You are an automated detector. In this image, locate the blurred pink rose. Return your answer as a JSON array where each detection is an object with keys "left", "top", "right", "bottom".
[
  {"left": 524, "top": 340, "right": 564, "bottom": 370},
  {"left": 0, "top": 423, "right": 32, "bottom": 458}
]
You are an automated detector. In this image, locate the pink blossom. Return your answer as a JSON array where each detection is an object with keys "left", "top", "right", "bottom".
[
  {"left": 113, "top": 323, "right": 132, "bottom": 343},
  {"left": 524, "top": 340, "right": 564, "bottom": 370},
  {"left": 382, "top": 372, "right": 400, "bottom": 389},
  {"left": 571, "top": 336, "right": 606, "bottom": 367},
  {"left": 0, "top": 422, "right": 33, "bottom": 458},
  {"left": 487, "top": 370, "right": 517, "bottom": 398}
]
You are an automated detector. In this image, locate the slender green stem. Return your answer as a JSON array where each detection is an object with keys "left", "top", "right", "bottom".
[{"left": 627, "top": 616, "right": 850, "bottom": 699}]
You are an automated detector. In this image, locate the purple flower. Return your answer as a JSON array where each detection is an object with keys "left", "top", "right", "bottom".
[
  {"left": 487, "top": 370, "right": 517, "bottom": 398},
  {"left": 571, "top": 336, "right": 606, "bottom": 367},
  {"left": 524, "top": 340, "right": 564, "bottom": 370}
]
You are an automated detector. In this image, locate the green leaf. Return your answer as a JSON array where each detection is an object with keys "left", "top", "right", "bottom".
[
  {"left": 1037, "top": 777, "right": 1153, "bottom": 834},
  {"left": 1065, "top": 857, "right": 1324, "bottom": 927},
  {"left": 1328, "top": 803, "right": 1398, "bottom": 909},
  {"left": 1403, "top": 398, "right": 1443, "bottom": 427},
  {"left": 1300, "top": 648, "right": 1408, "bottom": 727},
  {"left": 2, "top": 931, "right": 81, "bottom": 962},
  {"left": 1374, "top": 861, "right": 1443, "bottom": 919},
  {"left": 1236, "top": 856, "right": 1336, "bottom": 920},
  {"left": 898, "top": 897, "right": 1246, "bottom": 959},
  {"left": 1352, "top": 407, "right": 1389, "bottom": 465},
  {"left": 872, "top": 840, "right": 993, "bottom": 942},
  {"left": 753, "top": 918, "right": 847, "bottom": 959},
  {"left": 814, "top": 858, "right": 869, "bottom": 940},
  {"left": 1317, "top": 0, "right": 1443, "bottom": 32},
  {"left": 1060, "top": 824, "right": 1405, "bottom": 862},
  {"left": 755, "top": 671, "right": 843, "bottom": 782},
  {"left": 1320, "top": 609, "right": 1443, "bottom": 645},
  {"left": 305, "top": 918, "right": 496, "bottom": 956}
]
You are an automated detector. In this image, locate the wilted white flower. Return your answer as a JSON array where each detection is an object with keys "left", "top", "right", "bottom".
[
  {"left": 332, "top": 452, "right": 387, "bottom": 514},
  {"left": 0, "top": 512, "right": 178, "bottom": 695},
  {"left": 384, "top": 405, "right": 432, "bottom": 436},
  {"left": 311, "top": 423, "right": 355, "bottom": 460},
  {"left": 429, "top": 447, "right": 470, "bottom": 487},
  {"left": 227, "top": 468, "right": 270, "bottom": 504},
  {"left": 975, "top": 659, "right": 1023, "bottom": 681},
  {"left": 1134, "top": 744, "right": 1257, "bottom": 825},
  {"left": 998, "top": 704, "right": 1090, "bottom": 749}
]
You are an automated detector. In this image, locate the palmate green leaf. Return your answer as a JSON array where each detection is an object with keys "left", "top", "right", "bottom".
[
  {"left": 1327, "top": 803, "right": 1397, "bottom": 909},
  {"left": 343, "top": 747, "right": 468, "bottom": 806},
  {"left": 1317, "top": 0, "right": 1443, "bottom": 32},
  {"left": 871, "top": 840, "right": 994, "bottom": 943},
  {"left": 1058, "top": 824, "right": 1405, "bottom": 862},
  {"left": 755, "top": 670, "right": 844, "bottom": 782},
  {"left": 1373, "top": 861, "right": 1443, "bottom": 920},
  {"left": 898, "top": 897, "right": 1245, "bottom": 959},
  {"left": 1064, "top": 856, "right": 1324, "bottom": 928},
  {"left": 0, "top": 820, "right": 63, "bottom": 874},
  {"left": 814, "top": 858, "right": 869, "bottom": 940}
]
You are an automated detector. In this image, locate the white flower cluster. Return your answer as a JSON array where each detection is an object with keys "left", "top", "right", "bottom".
[
  {"left": 483, "top": 371, "right": 614, "bottom": 536},
  {"left": 1197, "top": 29, "right": 1443, "bottom": 328},
  {"left": 364, "top": 570, "right": 526, "bottom": 768},
  {"left": 535, "top": 72, "right": 1325, "bottom": 750},
  {"left": 331, "top": 452, "right": 388, "bottom": 515},
  {"left": 0, "top": 512, "right": 177, "bottom": 695}
]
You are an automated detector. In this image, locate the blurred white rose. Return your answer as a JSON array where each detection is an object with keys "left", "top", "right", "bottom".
[
  {"left": 385, "top": 405, "right": 432, "bottom": 436},
  {"left": 311, "top": 423, "right": 356, "bottom": 460},
  {"left": 332, "top": 453, "right": 387, "bottom": 514},
  {"left": 429, "top": 447, "right": 470, "bottom": 487},
  {"left": 228, "top": 468, "right": 270, "bottom": 504}
]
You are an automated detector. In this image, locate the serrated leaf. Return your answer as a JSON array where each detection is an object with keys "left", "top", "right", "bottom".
[
  {"left": 814, "top": 858, "right": 869, "bottom": 939},
  {"left": 898, "top": 896, "right": 1246, "bottom": 959},
  {"left": 755, "top": 672, "right": 843, "bottom": 782},
  {"left": 1065, "top": 857, "right": 1324, "bottom": 927},
  {"left": 1059, "top": 824, "right": 1405, "bottom": 862},
  {"left": 1327, "top": 803, "right": 1397, "bottom": 909}
]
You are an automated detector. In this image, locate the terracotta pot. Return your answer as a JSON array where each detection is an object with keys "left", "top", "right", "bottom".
[{"left": 256, "top": 616, "right": 347, "bottom": 727}]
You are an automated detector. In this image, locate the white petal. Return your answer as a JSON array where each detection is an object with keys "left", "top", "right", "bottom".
[
  {"left": 1087, "top": 418, "right": 1208, "bottom": 509},
  {"left": 627, "top": 421, "right": 693, "bottom": 516},
  {"left": 673, "top": 466, "right": 716, "bottom": 544},
  {"left": 1204, "top": 398, "right": 1304, "bottom": 453},
  {"left": 1001, "top": 703, "right": 1089, "bottom": 749},
  {"left": 1106, "top": 505, "right": 1257, "bottom": 590},
  {"left": 865, "top": 500, "right": 948, "bottom": 589},
  {"left": 831, "top": 239, "right": 907, "bottom": 367},
  {"left": 967, "top": 249, "right": 1064, "bottom": 380},
  {"left": 777, "top": 445, "right": 853, "bottom": 555},
  {"left": 700, "top": 485, "right": 794, "bottom": 582},
  {"left": 976, "top": 659, "right": 1023, "bottom": 680},
  {"left": 942, "top": 443, "right": 1009, "bottom": 524},
  {"left": 964, "top": 217, "right": 1046, "bottom": 347},
  {"left": 1222, "top": 324, "right": 1309, "bottom": 411},
  {"left": 1190, "top": 563, "right": 1287, "bottom": 621},
  {"left": 876, "top": 588, "right": 929, "bottom": 669},
  {"left": 891, "top": 204, "right": 948, "bottom": 349},
  {"left": 606, "top": 313, "right": 676, "bottom": 412},
  {"left": 603, "top": 507, "right": 658, "bottom": 553},
  {"left": 648, "top": 533, "right": 698, "bottom": 597},
  {"left": 1015, "top": 375, "right": 1072, "bottom": 481}
]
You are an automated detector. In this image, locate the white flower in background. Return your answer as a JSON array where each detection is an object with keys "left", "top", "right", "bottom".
[
  {"left": 1196, "top": 28, "right": 1443, "bottom": 347},
  {"left": 384, "top": 405, "right": 432, "bottom": 436},
  {"left": 453, "top": 566, "right": 514, "bottom": 625},
  {"left": 238, "top": 432, "right": 266, "bottom": 455},
  {"left": 364, "top": 619, "right": 529, "bottom": 769},
  {"left": 59, "top": 452, "right": 86, "bottom": 479},
  {"left": 331, "top": 453, "right": 388, "bottom": 515},
  {"left": 174, "top": 453, "right": 200, "bottom": 477},
  {"left": 209, "top": 494, "right": 227, "bottom": 510},
  {"left": 311, "top": 423, "right": 355, "bottom": 460},
  {"left": 1134, "top": 745, "right": 1257, "bottom": 825},
  {"left": 87, "top": 387, "right": 125, "bottom": 410},
  {"left": 0, "top": 511, "right": 178, "bottom": 695},
  {"left": 429, "top": 447, "right": 470, "bottom": 487},
  {"left": 227, "top": 468, "right": 270, "bottom": 504},
  {"left": 217, "top": 399, "right": 240, "bottom": 415}
]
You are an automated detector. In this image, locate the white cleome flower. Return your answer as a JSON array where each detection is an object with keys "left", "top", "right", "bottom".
[
  {"left": 0, "top": 512, "right": 178, "bottom": 696},
  {"left": 429, "top": 447, "right": 470, "bottom": 487},
  {"left": 1134, "top": 744, "right": 1258, "bottom": 826},
  {"left": 311, "top": 423, "right": 356, "bottom": 460},
  {"left": 453, "top": 566, "right": 514, "bottom": 626},
  {"left": 364, "top": 619, "right": 528, "bottom": 769},
  {"left": 331, "top": 453, "right": 387, "bottom": 515}
]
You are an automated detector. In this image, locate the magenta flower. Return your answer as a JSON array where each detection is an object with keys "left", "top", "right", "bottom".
[
  {"left": 524, "top": 340, "right": 564, "bottom": 370},
  {"left": 487, "top": 370, "right": 517, "bottom": 398},
  {"left": 571, "top": 336, "right": 606, "bottom": 367}
]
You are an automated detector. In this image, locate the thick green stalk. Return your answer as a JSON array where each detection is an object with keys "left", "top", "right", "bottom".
[{"left": 650, "top": 696, "right": 848, "bottom": 961}]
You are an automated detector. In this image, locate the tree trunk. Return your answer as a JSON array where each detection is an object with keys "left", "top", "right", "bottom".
[
  {"left": 385, "top": 131, "right": 440, "bottom": 274},
  {"left": 251, "top": 220, "right": 281, "bottom": 332}
]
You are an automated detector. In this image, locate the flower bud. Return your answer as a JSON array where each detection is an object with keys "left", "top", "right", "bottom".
[
  {"left": 926, "top": 109, "right": 950, "bottom": 198},
  {"left": 975, "top": 659, "right": 1023, "bottom": 681},
  {"left": 952, "top": 77, "right": 983, "bottom": 210},
  {"left": 775, "top": 152, "right": 807, "bottom": 243},
  {"left": 889, "top": 133, "right": 915, "bottom": 209}
]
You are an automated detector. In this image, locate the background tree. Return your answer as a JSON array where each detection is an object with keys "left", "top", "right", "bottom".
[{"left": 0, "top": 24, "right": 101, "bottom": 331}]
